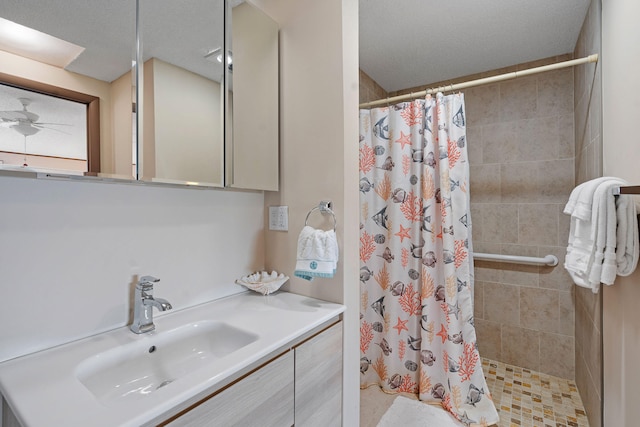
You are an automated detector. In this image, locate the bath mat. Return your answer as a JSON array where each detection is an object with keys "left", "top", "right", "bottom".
[{"left": 376, "top": 396, "right": 463, "bottom": 427}]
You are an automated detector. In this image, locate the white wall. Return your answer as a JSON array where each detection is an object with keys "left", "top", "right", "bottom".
[
  {"left": 601, "top": 0, "right": 640, "bottom": 425},
  {"left": 0, "top": 176, "right": 264, "bottom": 362}
]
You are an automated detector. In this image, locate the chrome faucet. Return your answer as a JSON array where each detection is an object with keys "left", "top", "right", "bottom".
[{"left": 130, "top": 276, "right": 172, "bottom": 334}]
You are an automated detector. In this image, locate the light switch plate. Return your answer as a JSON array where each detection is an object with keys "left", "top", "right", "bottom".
[{"left": 269, "top": 206, "right": 288, "bottom": 231}]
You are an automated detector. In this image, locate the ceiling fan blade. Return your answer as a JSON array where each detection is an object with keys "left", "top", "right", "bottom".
[
  {"left": 0, "top": 111, "right": 30, "bottom": 121},
  {"left": 32, "top": 124, "right": 71, "bottom": 135},
  {"left": 33, "top": 122, "right": 74, "bottom": 126}
]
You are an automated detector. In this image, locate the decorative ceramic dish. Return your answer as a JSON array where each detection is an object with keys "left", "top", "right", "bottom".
[{"left": 235, "top": 271, "right": 289, "bottom": 295}]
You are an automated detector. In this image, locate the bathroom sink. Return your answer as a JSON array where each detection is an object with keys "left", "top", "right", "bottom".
[{"left": 75, "top": 320, "right": 258, "bottom": 405}]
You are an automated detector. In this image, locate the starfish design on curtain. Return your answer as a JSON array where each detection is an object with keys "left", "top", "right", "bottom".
[
  {"left": 394, "top": 224, "right": 411, "bottom": 242},
  {"left": 395, "top": 131, "right": 412, "bottom": 149},
  {"left": 359, "top": 95, "right": 499, "bottom": 425},
  {"left": 393, "top": 317, "right": 409, "bottom": 334}
]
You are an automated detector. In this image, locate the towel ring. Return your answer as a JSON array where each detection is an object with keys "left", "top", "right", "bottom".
[{"left": 304, "top": 202, "right": 337, "bottom": 232}]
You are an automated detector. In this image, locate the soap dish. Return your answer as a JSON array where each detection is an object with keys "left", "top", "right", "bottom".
[{"left": 236, "top": 271, "right": 289, "bottom": 295}]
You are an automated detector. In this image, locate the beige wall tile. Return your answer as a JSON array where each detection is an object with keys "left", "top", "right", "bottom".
[
  {"left": 559, "top": 290, "right": 575, "bottom": 336},
  {"left": 482, "top": 122, "right": 518, "bottom": 164},
  {"left": 538, "top": 246, "right": 573, "bottom": 291},
  {"left": 499, "top": 244, "right": 540, "bottom": 286},
  {"left": 520, "top": 287, "right": 559, "bottom": 333},
  {"left": 359, "top": 69, "right": 388, "bottom": 104},
  {"left": 540, "top": 333, "right": 575, "bottom": 378},
  {"left": 537, "top": 159, "right": 574, "bottom": 203},
  {"left": 517, "top": 117, "right": 559, "bottom": 161},
  {"left": 465, "top": 83, "right": 501, "bottom": 126},
  {"left": 470, "top": 203, "right": 485, "bottom": 242},
  {"left": 559, "top": 114, "right": 576, "bottom": 159},
  {"left": 484, "top": 204, "right": 518, "bottom": 244},
  {"left": 501, "top": 325, "right": 540, "bottom": 371},
  {"left": 471, "top": 164, "right": 501, "bottom": 203},
  {"left": 467, "top": 125, "right": 483, "bottom": 164},
  {"left": 518, "top": 204, "right": 559, "bottom": 246},
  {"left": 537, "top": 69, "right": 574, "bottom": 117},
  {"left": 500, "top": 162, "right": 538, "bottom": 203},
  {"left": 575, "top": 346, "right": 602, "bottom": 427},
  {"left": 484, "top": 282, "right": 520, "bottom": 325},
  {"left": 500, "top": 76, "right": 537, "bottom": 121},
  {"left": 474, "top": 280, "right": 485, "bottom": 320},
  {"left": 475, "top": 319, "right": 502, "bottom": 360}
]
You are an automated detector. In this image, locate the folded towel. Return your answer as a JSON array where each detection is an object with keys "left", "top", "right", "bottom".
[
  {"left": 564, "top": 178, "right": 619, "bottom": 286},
  {"left": 294, "top": 226, "right": 339, "bottom": 281},
  {"left": 564, "top": 178, "right": 639, "bottom": 292},
  {"left": 615, "top": 194, "right": 639, "bottom": 277},
  {"left": 564, "top": 176, "right": 615, "bottom": 221}
]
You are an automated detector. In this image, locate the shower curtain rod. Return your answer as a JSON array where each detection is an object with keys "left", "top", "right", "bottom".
[{"left": 359, "top": 54, "right": 599, "bottom": 109}]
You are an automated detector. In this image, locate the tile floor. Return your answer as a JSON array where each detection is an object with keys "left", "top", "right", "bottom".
[{"left": 360, "top": 357, "right": 590, "bottom": 426}]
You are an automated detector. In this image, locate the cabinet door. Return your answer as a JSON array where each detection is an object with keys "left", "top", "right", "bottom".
[
  {"left": 167, "top": 351, "right": 294, "bottom": 427},
  {"left": 294, "top": 322, "right": 343, "bottom": 427}
]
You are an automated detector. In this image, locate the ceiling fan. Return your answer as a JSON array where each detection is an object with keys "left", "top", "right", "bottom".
[{"left": 0, "top": 98, "right": 71, "bottom": 137}]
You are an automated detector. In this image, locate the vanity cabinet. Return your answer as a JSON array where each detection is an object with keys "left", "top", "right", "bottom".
[
  {"left": 165, "top": 351, "right": 295, "bottom": 427},
  {"left": 161, "top": 320, "right": 343, "bottom": 427}
]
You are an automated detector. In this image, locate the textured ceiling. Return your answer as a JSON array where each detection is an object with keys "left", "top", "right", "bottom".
[
  {"left": 360, "top": 0, "right": 591, "bottom": 92},
  {"left": 1, "top": 1, "right": 591, "bottom": 95},
  {"left": 0, "top": 0, "right": 225, "bottom": 83}
]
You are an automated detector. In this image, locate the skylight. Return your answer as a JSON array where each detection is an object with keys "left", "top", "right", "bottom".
[{"left": 0, "top": 17, "right": 85, "bottom": 68}]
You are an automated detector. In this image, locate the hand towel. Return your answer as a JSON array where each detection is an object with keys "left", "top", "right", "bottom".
[{"left": 294, "top": 226, "right": 339, "bottom": 281}]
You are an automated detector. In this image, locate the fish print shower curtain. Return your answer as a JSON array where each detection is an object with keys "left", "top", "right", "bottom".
[{"left": 359, "top": 93, "right": 499, "bottom": 426}]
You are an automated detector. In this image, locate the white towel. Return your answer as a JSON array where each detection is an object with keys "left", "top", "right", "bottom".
[
  {"left": 294, "top": 226, "right": 339, "bottom": 281},
  {"left": 615, "top": 194, "right": 639, "bottom": 277},
  {"left": 564, "top": 176, "right": 615, "bottom": 221},
  {"left": 564, "top": 178, "right": 639, "bottom": 292}
]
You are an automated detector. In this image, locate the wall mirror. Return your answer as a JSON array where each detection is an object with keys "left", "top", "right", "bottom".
[
  {"left": 0, "top": 1, "right": 136, "bottom": 179},
  {"left": 138, "top": 0, "right": 225, "bottom": 187},
  {"left": 226, "top": 0, "right": 279, "bottom": 191}
]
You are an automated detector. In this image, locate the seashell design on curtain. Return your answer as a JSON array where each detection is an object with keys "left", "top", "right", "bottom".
[{"left": 359, "top": 93, "right": 499, "bottom": 426}]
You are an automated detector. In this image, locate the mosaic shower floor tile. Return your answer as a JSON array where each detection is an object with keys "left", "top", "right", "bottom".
[
  {"left": 482, "top": 358, "right": 590, "bottom": 427},
  {"left": 360, "top": 358, "right": 590, "bottom": 426}
]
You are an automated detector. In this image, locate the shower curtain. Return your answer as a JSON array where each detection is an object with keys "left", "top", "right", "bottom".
[{"left": 359, "top": 94, "right": 499, "bottom": 426}]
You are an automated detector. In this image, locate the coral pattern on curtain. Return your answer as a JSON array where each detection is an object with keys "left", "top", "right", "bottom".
[{"left": 359, "top": 94, "right": 499, "bottom": 426}]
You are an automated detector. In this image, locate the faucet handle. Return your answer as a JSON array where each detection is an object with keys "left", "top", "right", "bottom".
[{"left": 137, "top": 275, "right": 160, "bottom": 290}]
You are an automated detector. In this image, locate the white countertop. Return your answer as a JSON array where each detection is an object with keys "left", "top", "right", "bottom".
[{"left": 0, "top": 291, "right": 344, "bottom": 427}]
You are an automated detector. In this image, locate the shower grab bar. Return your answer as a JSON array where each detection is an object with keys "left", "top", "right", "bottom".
[{"left": 473, "top": 252, "right": 559, "bottom": 267}]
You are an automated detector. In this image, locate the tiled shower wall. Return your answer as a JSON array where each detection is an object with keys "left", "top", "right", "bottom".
[
  {"left": 361, "top": 55, "right": 578, "bottom": 380},
  {"left": 573, "top": 0, "right": 603, "bottom": 425},
  {"left": 359, "top": 69, "right": 387, "bottom": 105},
  {"left": 462, "top": 59, "right": 576, "bottom": 380}
]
